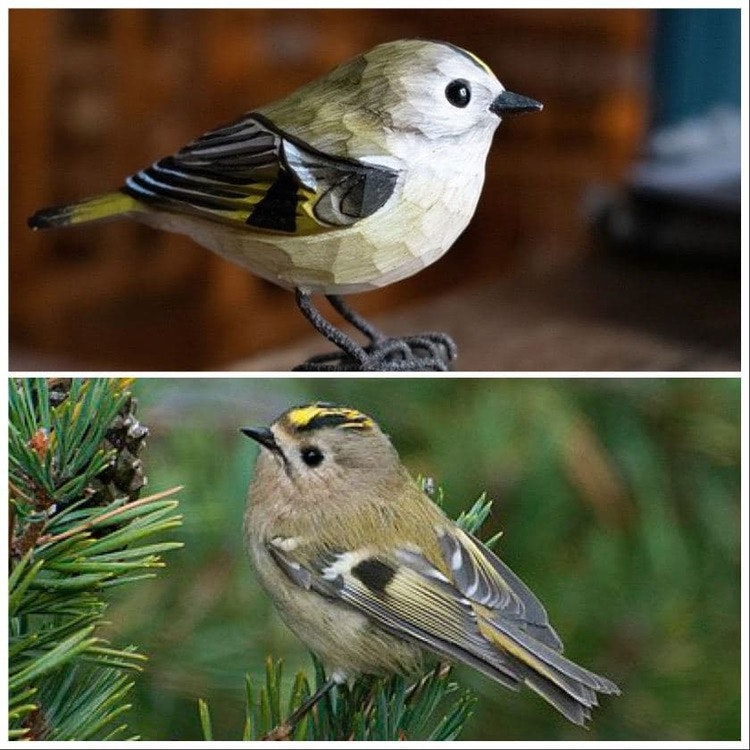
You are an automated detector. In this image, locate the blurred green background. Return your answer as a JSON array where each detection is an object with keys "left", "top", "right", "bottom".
[{"left": 102, "top": 378, "right": 740, "bottom": 740}]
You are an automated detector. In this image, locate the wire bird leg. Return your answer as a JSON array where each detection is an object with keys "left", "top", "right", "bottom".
[
  {"left": 262, "top": 677, "right": 338, "bottom": 741},
  {"left": 293, "top": 291, "right": 458, "bottom": 372}
]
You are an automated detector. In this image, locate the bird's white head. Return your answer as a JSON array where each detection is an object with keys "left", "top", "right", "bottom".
[
  {"left": 260, "top": 39, "right": 542, "bottom": 163},
  {"left": 361, "top": 40, "right": 541, "bottom": 144}
]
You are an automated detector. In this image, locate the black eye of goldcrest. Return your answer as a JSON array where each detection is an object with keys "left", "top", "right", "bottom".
[
  {"left": 301, "top": 446, "right": 324, "bottom": 467},
  {"left": 445, "top": 79, "right": 471, "bottom": 108}
]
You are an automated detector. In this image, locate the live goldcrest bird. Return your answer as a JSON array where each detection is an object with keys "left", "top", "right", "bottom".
[
  {"left": 242, "top": 403, "right": 620, "bottom": 726},
  {"left": 28, "top": 39, "right": 542, "bottom": 371}
]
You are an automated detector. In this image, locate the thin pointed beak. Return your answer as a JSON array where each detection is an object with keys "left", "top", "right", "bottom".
[
  {"left": 490, "top": 90, "right": 543, "bottom": 117},
  {"left": 241, "top": 426, "right": 281, "bottom": 454}
]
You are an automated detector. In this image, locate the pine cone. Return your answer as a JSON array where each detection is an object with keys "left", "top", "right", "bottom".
[
  {"left": 87, "top": 393, "right": 149, "bottom": 506},
  {"left": 31, "top": 378, "right": 150, "bottom": 507}
]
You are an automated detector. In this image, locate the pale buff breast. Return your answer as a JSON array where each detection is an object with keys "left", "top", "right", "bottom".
[
  {"left": 138, "top": 158, "right": 486, "bottom": 295},
  {"left": 246, "top": 530, "right": 423, "bottom": 678}
]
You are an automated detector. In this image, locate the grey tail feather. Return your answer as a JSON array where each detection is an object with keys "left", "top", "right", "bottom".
[
  {"left": 489, "top": 615, "right": 621, "bottom": 696},
  {"left": 476, "top": 613, "right": 620, "bottom": 723},
  {"left": 514, "top": 661, "right": 594, "bottom": 726}
]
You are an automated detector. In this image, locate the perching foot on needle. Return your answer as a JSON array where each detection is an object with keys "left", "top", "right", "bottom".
[{"left": 293, "top": 291, "right": 457, "bottom": 372}]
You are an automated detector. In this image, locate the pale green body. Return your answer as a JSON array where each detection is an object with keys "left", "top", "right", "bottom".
[
  {"left": 145, "top": 149, "right": 485, "bottom": 294},
  {"left": 31, "top": 41, "right": 509, "bottom": 295},
  {"left": 137, "top": 40, "right": 500, "bottom": 294}
]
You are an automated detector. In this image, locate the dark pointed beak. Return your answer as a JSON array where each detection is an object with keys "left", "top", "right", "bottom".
[
  {"left": 490, "top": 90, "right": 543, "bottom": 117},
  {"left": 241, "top": 426, "right": 281, "bottom": 454}
]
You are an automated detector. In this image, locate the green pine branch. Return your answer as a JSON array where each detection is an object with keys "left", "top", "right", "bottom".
[
  {"left": 199, "top": 490, "right": 495, "bottom": 741},
  {"left": 8, "top": 378, "right": 183, "bottom": 741},
  {"left": 199, "top": 655, "right": 475, "bottom": 741}
]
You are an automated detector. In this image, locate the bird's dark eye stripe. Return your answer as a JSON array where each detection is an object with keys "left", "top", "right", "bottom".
[{"left": 352, "top": 558, "right": 395, "bottom": 595}]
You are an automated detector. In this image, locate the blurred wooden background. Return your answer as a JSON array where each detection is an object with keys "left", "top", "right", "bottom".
[{"left": 10, "top": 8, "right": 650, "bottom": 370}]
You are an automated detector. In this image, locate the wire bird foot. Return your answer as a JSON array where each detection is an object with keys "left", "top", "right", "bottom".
[
  {"left": 294, "top": 333, "right": 457, "bottom": 372},
  {"left": 293, "top": 291, "right": 457, "bottom": 372}
]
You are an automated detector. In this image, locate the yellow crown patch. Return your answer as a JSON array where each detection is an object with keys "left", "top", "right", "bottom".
[{"left": 285, "top": 403, "right": 374, "bottom": 432}]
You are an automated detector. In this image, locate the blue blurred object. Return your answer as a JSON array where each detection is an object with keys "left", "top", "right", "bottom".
[
  {"left": 652, "top": 9, "right": 741, "bottom": 128},
  {"left": 630, "top": 106, "right": 740, "bottom": 213},
  {"left": 588, "top": 9, "right": 740, "bottom": 265}
]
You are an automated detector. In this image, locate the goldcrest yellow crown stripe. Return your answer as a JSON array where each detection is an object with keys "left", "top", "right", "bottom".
[
  {"left": 286, "top": 404, "right": 374, "bottom": 431},
  {"left": 437, "top": 41, "right": 492, "bottom": 75}
]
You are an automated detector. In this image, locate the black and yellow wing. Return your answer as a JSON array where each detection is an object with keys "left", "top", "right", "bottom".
[
  {"left": 123, "top": 113, "right": 399, "bottom": 235},
  {"left": 268, "top": 526, "right": 619, "bottom": 725}
]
